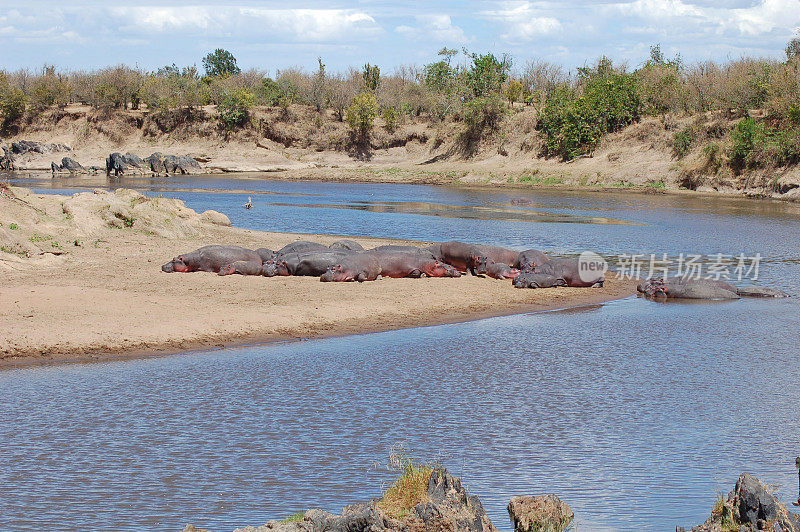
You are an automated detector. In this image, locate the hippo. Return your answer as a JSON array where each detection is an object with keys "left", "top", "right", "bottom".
[
  {"left": 320, "top": 254, "right": 382, "bottom": 282},
  {"left": 162, "top": 245, "right": 262, "bottom": 273},
  {"left": 255, "top": 248, "right": 276, "bottom": 262},
  {"left": 485, "top": 261, "right": 520, "bottom": 280},
  {"left": 514, "top": 249, "right": 551, "bottom": 270},
  {"left": 275, "top": 241, "right": 329, "bottom": 256},
  {"left": 366, "top": 247, "right": 461, "bottom": 278},
  {"left": 263, "top": 251, "right": 352, "bottom": 277},
  {"left": 639, "top": 277, "right": 790, "bottom": 300},
  {"left": 532, "top": 257, "right": 603, "bottom": 288},
  {"left": 329, "top": 239, "right": 364, "bottom": 252},
  {"left": 474, "top": 245, "right": 520, "bottom": 266},
  {"left": 513, "top": 272, "right": 568, "bottom": 289},
  {"left": 218, "top": 260, "right": 264, "bottom": 276},
  {"left": 427, "top": 241, "right": 489, "bottom": 276}
]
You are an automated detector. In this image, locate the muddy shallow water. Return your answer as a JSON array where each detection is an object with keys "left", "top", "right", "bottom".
[{"left": 3, "top": 174, "right": 800, "bottom": 531}]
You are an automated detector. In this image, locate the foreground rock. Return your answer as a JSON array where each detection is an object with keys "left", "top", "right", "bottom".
[
  {"left": 508, "top": 494, "right": 574, "bottom": 532},
  {"left": 189, "top": 467, "right": 497, "bottom": 532},
  {"left": 679, "top": 472, "right": 800, "bottom": 531}
]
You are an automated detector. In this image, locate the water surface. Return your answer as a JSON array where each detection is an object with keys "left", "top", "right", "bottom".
[{"left": 2, "top": 173, "right": 800, "bottom": 531}]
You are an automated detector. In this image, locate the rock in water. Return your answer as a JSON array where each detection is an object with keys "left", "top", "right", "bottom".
[
  {"left": 60, "top": 157, "right": 86, "bottom": 173},
  {"left": 222, "top": 466, "right": 496, "bottom": 532},
  {"left": 508, "top": 494, "right": 574, "bottom": 532},
  {"left": 681, "top": 472, "right": 800, "bottom": 531},
  {"left": 106, "top": 152, "right": 127, "bottom": 176},
  {"left": 0, "top": 146, "right": 14, "bottom": 170}
]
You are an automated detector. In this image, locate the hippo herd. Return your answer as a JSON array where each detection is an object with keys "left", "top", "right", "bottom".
[
  {"left": 161, "top": 240, "right": 790, "bottom": 299},
  {"left": 160, "top": 240, "right": 606, "bottom": 288}
]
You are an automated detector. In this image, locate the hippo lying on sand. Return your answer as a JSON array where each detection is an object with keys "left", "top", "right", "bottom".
[
  {"left": 320, "top": 254, "right": 382, "bottom": 282},
  {"left": 530, "top": 257, "right": 604, "bottom": 288},
  {"left": 514, "top": 249, "right": 550, "bottom": 270},
  {"left": 427, "top": 241, "right": 489, "bottom": 276},
  {"left": 513, "top": 272, "right": 568, "bottom": 289},
  {"left": 329, "top": 239, "right": 364, "bottom": 252},
  {"left": 263, "top": 251, "right": 352, "bottom": 277},
  {"left": 162, "top": 245, "right": 262, "bottom": 274},
  {"left": 366, "top": 246, "right": 461, "bottom": 278},
  {"left": 474, "top": 244, "right": 520, "bottom": 266},
  {"left": 638, "top": 277, "right": 790, "bottom": 300},
  {"left": 486, "top": 261, "right": 520, "bottom": 280},
  {"left": 275, "top": 241, "right": 330, "bottom": 256}
]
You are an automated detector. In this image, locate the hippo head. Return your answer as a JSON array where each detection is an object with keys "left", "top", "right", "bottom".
[
  {"left": 162, "top": 256, "right": 189, "bottom": 273},
  {"left": 469, "top": 254, "right": 490, "bottom": 276},
  {"left": 320, "top": 264, "right": 351, "bottom": 282},
  {"left": 423, "top": 260, "right": 462, "bottom": 278},
  {"left": 262, "top": 260, "right": 290, "bottom": 277},
  {"left": 640, "top": 278, "right": 667, "bottom": 298}
]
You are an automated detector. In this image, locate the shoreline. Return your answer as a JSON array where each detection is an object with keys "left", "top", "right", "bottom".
[
  {"left": 0, "top": 186, "right": 638, "bottom": 369},
  {"left": 0, "top": 294, "right": 635, "bottom": 369}
]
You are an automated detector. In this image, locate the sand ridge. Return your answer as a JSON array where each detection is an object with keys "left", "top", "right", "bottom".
[{"left": 0, "top": 187, "right": 637, "bottom": 366}]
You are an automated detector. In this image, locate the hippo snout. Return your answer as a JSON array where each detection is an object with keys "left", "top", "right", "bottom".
[
  {"left": 161, "top": 261, "right": 175, "bottom": 273},
  {"left": 320, "top": 269, "right": 334, "bottom": 282}
]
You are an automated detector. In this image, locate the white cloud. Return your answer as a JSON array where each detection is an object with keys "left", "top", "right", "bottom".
[
  {"left": 480, "top": 2, "right": 562, "bottom": 42},
  {"left": 395, "top": 14, "right": 468, "bottom": 43},
  {"left": 729, "top": 0, "right": 800, "bottom": 35}
]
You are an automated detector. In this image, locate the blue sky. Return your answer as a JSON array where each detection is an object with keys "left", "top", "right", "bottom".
[{"left": 1, "top": 1, "right": 799, "bottom": 74}]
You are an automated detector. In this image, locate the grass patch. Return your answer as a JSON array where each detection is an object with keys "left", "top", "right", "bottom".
[
  {"left": 645, "top": 180, "right": 666, "bottom": 188},
  {"left": 10, "top": 222, "right": 19, "bottom": 230},
  {"left": 376, "top": 461, "right": 433, "bottom": 520},
  {"left": 29, "top": 233, "right": 52, "bottom": 243},
  {"left": 519, "top": 171, "right": 565, "bottom": 186},
  {"left": 279, "top": 512, "right": 305, "bottom": 524},
  {"left": 711, "top": 494, "right": 737, "bottom": 532}
]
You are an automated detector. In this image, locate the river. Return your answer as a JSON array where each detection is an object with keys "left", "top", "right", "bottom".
[{"left": 2, "top": 173, "right": 799, "bottom": 531}]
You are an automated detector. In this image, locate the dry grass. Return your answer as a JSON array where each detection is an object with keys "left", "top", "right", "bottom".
[{"left": 376, "top": 463, "right": 433, "bottom": 520}]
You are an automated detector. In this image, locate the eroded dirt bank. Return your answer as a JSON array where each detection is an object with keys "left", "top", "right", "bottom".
[{"left": 0, "top": 186, "right": 636, "bottom": 366}]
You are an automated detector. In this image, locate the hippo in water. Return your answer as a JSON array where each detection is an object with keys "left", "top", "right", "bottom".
[
  {"left": 162, "top": 245, "right": 262, "bottom": 274},
  {"left": 513, "top": 272, "right": 568, "bottom": 289},
  {"left": 485, "top": 261, "right": 520, "bottom": 280},
  {"left": 530, "top": 257, "right": 604, "bottom": 288},
  {"left": 366, "top": 246, "right": 461, "bottom": 278},
  {"left": 639, "top": 277, "right": 789, "bottom": 300},
  {"left": 514, "top": 249, "right": 550, "bottom": 270},
  {"left": 427, "top": 241, "right": 489, "bottom": 276},
  {"left": 263, "top": 251, "right": 352, "bottom": 277},
  {"left": 320, "top": 254, "right": 382, "bottom": 282},
  {"left": 474, "top": 245, "right": 520, "bottom": 267}
]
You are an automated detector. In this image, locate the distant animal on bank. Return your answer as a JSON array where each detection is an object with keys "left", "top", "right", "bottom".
[{"left": 161, "top": 245, "right": 262, "bottom": 274}]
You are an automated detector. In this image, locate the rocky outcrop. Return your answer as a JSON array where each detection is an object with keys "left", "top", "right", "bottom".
[
  {"left": 679, "top": 473, "right": 800, "bottom": 532},
  {"left": 193, "top": 467, "right": 496, "bottom": 532},
  {"left": 11, "top": 140, "right": 70, "bottom": 155},
  {"left": 508, "top": 494, "right": 574, "bottom": 532},
  {"left": 51, "top": 157, "right": 87, "bottom": 175}
]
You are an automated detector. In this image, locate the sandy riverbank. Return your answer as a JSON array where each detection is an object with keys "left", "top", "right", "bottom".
[{"left": 0, "top": 186, "right": 637, "bottom": 367}]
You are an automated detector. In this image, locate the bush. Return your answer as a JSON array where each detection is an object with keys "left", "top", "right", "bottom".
[
  {"left": 673, "top": 126, "right": 695, "bottom": 158},
  {"left": 731, "top": 117, "right": 766, "bottom": 168},
  {"left": 539, "top": 59, "right": 640, "bottom": 160},
  {"left": 346, "top": 91, "right": 378, "bottom": 138},
  {"left": 381, "top": 105, "right": 398, "bottom": 133},
  {"left": 217, "top": 88, "right": 255, "bottom": 129},
  {"left": 0, "top": 78, "right": 26, "bottom": 130},
  {"left": 29, "top": 66, "right": 71, "bottom": 112},
  {"left": 730, "top": 117, "right": 800, "bottom": 169},
  {"left": 462, "top": 94, "right": 506, "bottom": 140},
  {"left": 202, "top": 49, "right": 241, "bottom": 78}
]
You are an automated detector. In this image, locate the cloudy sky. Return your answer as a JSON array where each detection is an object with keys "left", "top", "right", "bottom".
[{"left": 1, "top": 1, "right": 799, "bottom": 74}]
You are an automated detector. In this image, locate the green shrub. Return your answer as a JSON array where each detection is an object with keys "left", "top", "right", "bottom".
[
  {"left": 202, "top": 49, "right": 241, "bottom": 78},
  {"left": 0, "top": 86, "right": 26, "bottom": 130},
  {"left": 29, "top": 66, "right": 71, "bottom": 111},
  {"left": 673, "top": 126, "right": 695, "bottom": 158},
  {"left": 218, "top": 88, "right": 255, "bottom": 129},
  {"left": 461, "top": 94, "right": 506, "bottom": 141},
  {"left": 381, "top": 105, "right": 398, "bottom": 133},
  {"left": 346, "top": 91, "right": 378, "bottom": 138},
  {"left": 464, "top": 51, "right": 512, "bottom": 96},
  {"left": 731, "top": 117, "right": 766, "bottom": 168},
  {"left": 362, "top": 63, "right": 380, "bottom": 92},
  {"left": 539, "top": 59, "right": 640, "bottom": 160}
]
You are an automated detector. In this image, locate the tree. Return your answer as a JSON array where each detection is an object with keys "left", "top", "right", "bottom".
[
  {"left": 787, "top": 37, "right": 800, "bottom": 60},
  {"left": 346, "top": 90, "right": 378, "bottom": 138},
  {"left": 362, "top": 63, "right": 380, "bottom": 92},
  {"left": 464, "top": 50, "right": 512, "bottom": 97},
  {"left": 202, "top": 49, "right": 241, "bottom": 78},
  {"left": 310, "top": 57, "right": 328, "bottom": 112}
]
